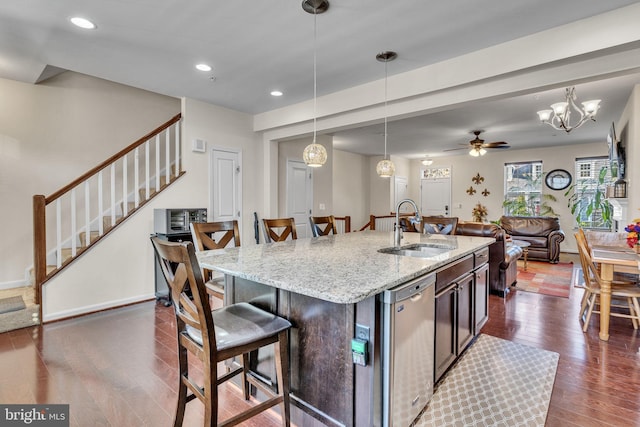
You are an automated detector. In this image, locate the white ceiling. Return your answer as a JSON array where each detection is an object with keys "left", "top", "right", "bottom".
[{"left": 2, "top": 0, "right": 640, "bottom": 158}]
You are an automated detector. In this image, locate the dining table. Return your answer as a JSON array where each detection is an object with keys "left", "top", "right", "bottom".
[{"left": 590, "top": 245, "right": 640, "bottom": 341}]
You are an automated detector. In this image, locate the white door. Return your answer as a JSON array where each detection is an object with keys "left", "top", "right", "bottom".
[
  {"left": 211, "top": 148, "right": 241, "bottom": 227},
  {"left": 286, "top": 160, "right": 312, "bottom": 238},
  {"left": 394, "top": 176, "right": 410, "bottom": 213},
  {"left": 420, "top": 178, "right": 451, "bottom": 217}
]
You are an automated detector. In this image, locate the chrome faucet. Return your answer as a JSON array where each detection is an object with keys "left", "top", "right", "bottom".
[{"left": 394, "top": 198, "right": 421, "bottom": 248}]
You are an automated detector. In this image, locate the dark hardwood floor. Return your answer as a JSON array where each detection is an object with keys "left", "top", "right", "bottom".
[{"left": 1, "top": 259, "right": 639, "bottom": 426}]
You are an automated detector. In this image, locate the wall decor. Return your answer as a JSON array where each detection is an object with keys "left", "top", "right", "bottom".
[
  {"left": 421, "top": 167, "right": 451, "bottom": 179},
  {"left": 482, "top": 189, "right": 490, "bottom": 197},
  {"left": 466, "top": 186, "right": 476, "bottom": 196},
  {"left": 472, "top": 173, "right": 484, "bottom": 185}
]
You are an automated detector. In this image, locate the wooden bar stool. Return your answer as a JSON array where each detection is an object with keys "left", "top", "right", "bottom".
[
  {"left": 262, "top": 218, "right": 297, "bottom": 242},
  {"left": 309, "top": 215, "right": 337, "bottom": 237},
  {"left": 190, "top": 221, "right": 241, "bottom": 300},
  {"left": 151, "top": 237, "right": 291, "bottom": 427}
]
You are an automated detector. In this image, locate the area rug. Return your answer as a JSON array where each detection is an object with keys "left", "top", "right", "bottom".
[
  {"left": 0, "top": 296, "right": 25, "bottom": 315},
  {"left": 512, "top": 261, "right": 574, "bottom": 298},
  {"left": 415, "top": 334, "right": 559, "bottom": 427}
]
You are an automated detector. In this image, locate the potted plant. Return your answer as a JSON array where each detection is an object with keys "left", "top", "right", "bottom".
[
  {"left": 502, "top": 193, "right": 559, "bottom": 217},
  {"left": 565, "top": 165, "right": 613, "bottom": 228}
]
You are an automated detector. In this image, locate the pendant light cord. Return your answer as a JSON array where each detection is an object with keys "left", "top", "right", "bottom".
[
  {"left": 313, "top": 12, "right": 317, "bottom": 144},
  {"left": 384, "top": 59, "right": 388, "bottom": 159}
]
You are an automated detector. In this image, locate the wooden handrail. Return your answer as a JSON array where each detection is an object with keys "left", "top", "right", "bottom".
[{"left": 46, "top": 113, "right": 181, "bottom": 203}]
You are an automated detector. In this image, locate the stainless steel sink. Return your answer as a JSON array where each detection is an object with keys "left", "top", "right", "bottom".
[{"left": 378, "top": 243, "right": 453, "bottom": 258}]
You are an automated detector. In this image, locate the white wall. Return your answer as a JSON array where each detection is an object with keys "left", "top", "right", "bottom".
[
  {"left": 617, "top": 84, "right": 639, "bottom": 224},
  {"left": 333, "top": 150, "right": 369, "bottom": 230},
  {"left": 278, "top": 135, "right": 333, "bottom": 218},
  {"left": 0, "top": 72, "right": 180, "bottom": 287}
]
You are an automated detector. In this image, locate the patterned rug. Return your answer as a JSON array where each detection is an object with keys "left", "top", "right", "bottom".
[
  {"left": 415, "top": 334, "right": 559, "bottom": 427},
  {"left": 512, "top": 261, "right": 574, "bottom": 298}
]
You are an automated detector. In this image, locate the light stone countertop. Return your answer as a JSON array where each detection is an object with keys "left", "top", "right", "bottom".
[{"left": 197, "top": 231, "right": 494, "bottom": 304}]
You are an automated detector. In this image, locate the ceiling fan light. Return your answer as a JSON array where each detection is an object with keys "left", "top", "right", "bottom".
[
  {"left": 537, "top": 109, "right": 553, "bottom": 122},
  {"left": 376, "top": 158, "right": 395, "bottom": 177},
  {"left": 469, "top": 148, "right": 480, "bottom": 157},
  {"left": 303, "top": 142, "right": 327, "bottom": 167},
  {"left": 582, "top": 99, "right": 601, "bottom": 115},
  {"left": 479, "top": 148, "right": 487, "bottom": 156}
]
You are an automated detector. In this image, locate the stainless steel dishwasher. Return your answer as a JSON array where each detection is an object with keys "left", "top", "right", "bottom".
[{"left": 381, "top": 273, "right": 435, "bottom": 427}]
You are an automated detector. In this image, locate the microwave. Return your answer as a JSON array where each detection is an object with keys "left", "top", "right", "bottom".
[{"left": 154, "top": 208, "right": 207, "bottom": 235}]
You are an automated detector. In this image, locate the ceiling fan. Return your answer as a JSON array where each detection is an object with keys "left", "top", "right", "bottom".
[{"left": 444, "top": 130, "right": 510, "bottom": 156}]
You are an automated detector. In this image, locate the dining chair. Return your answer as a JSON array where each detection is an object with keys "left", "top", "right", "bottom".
[
  {"left": 309, "top": 215, "right": 337, "bottom": 237},
  {"left": 150, "top": 237, "right": 291, "bottom": 427},
  {"left": 421, "top": 216, "right": 459, "bottom": 235},
  {"left": 574, "top": 232, "right": 640, "bottom": 332},
  {"left": 190, "top": 221, "right": 241, "bottom": 300},
  {"left": 263, "top": 218, "right": 297, "bottom": 243}
]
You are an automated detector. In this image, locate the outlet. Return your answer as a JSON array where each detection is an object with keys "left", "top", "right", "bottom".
[
  {"left": 355, "top": 324, "right": 370, "bottom": 341},
  {"left": 319, "top": 203, "right": 326, "bottom": 210}
]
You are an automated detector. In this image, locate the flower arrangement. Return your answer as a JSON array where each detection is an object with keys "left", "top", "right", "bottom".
[{"left": 624, "top": 219, "right": 640, "bottom": 248}]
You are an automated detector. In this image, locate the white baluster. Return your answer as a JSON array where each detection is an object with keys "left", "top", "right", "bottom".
[
  {"left": 56, "top": 199, "right": 62, "bottom": 268},
  {"left": 84, "top": 181, "right": 90, "bottom": 247},
  {"left": 134, "top": 147, "right": 140, "bottom": 208},
  {"left": 98, "top": 171, "right": 104, "bottom": 235},
  {"left": 165, "top": 128, "right": 170, "bottom": 184},
  {"left": 145, "top": 140, "right": 150, "bottom": 200},
  {"left": 111, "top": 163, "right": 116, "bottom": 228},
  {"left": 175, "top": 122, "right": 180, "bottom": 176},
  {"left": 155, "top": 134, "right": 160, "bottom": 192},
  {"left": 122, "top": 154, "right": 128, "bottom": 216},
  {"left": 71, "top": 188, "right": 77, "bottom": 257}
]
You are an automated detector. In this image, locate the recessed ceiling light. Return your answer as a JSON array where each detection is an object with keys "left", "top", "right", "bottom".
[
  {"left": 270, "top": 90, "right": 283, "bottom": 97},
  {"left": 195, "top": 64, "right": 212, "bottom": 72},
  {"left": 70, "top": 17, "right": 96, "bottom": 29}
]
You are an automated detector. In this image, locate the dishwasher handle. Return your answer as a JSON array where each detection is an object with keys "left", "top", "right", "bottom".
[
  {"left": 382, "top": 273, "right": 435, "bottom": 304},
  {"left": 409, "top": 292, "right": 423, "bottom": 303}
]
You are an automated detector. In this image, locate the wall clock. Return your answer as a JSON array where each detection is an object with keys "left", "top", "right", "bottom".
[{"left": 545, "top": 169, "right": 572, "bottom": 190}]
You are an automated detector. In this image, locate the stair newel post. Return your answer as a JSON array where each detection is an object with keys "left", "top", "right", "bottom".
[{"left": 33, "top": 195, "right": 46, "bottom": 305}]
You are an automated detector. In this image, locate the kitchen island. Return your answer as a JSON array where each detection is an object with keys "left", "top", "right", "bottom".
[{"left": 198, "top": 231, "right": 493, "bottom": 427}]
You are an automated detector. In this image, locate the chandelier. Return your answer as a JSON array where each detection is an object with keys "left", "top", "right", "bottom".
[
  {"left": 536, "top": 87, "right": 601, "bottom": 133},
  {"left": 302, "top": 0, "right": 329, "bottom": 167},
  {"left": 375, "top": 51, "right": 397, "bottom": 178}
]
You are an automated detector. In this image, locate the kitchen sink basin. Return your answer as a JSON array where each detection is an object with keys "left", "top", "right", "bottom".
[{"left": 378, "top": 243, "right": 453, "bottom": 258}]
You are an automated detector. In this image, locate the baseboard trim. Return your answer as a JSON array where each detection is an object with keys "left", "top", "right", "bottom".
[
  {"left": 0, "top": 279, "right": 29, "bottom": 291},
  {"left": 42, "top": 293, "right": 155, "bottom": 323}
]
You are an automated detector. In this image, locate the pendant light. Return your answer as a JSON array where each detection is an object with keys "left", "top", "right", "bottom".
[
  {"left": 376, "top": 51, "right": 397, "bottom": 178},
  {"left": 302, "top": 0, "right": 329, "bottom": 168}
]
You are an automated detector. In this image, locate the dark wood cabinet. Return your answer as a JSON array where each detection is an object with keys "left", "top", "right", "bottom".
[
  {"left": 434, "top": 283, "right": 456, "bottom": 381},
  {"left": 474, "top": 263, "right": 489, "bottom": 333},
  {"left": 434, "top": 272, "right": 474, "bottom": 381},
  {"left": 434, "top": 251, "right": 489, "bottom": 383},
  {"left": 456, "top": 273, "right": 475, "bottom": 354}
]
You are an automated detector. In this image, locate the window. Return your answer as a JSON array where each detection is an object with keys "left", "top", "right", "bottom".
[
  {"left": 503, "top": 161, "right": 543, "bottom": 216},
  {"left": 571, "top": 156, "right": 615, "bottom": 230}
]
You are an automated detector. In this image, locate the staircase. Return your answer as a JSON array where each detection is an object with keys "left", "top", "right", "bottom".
[{"left": 31, "top": 114, "right": 184, "bottom": 323}]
